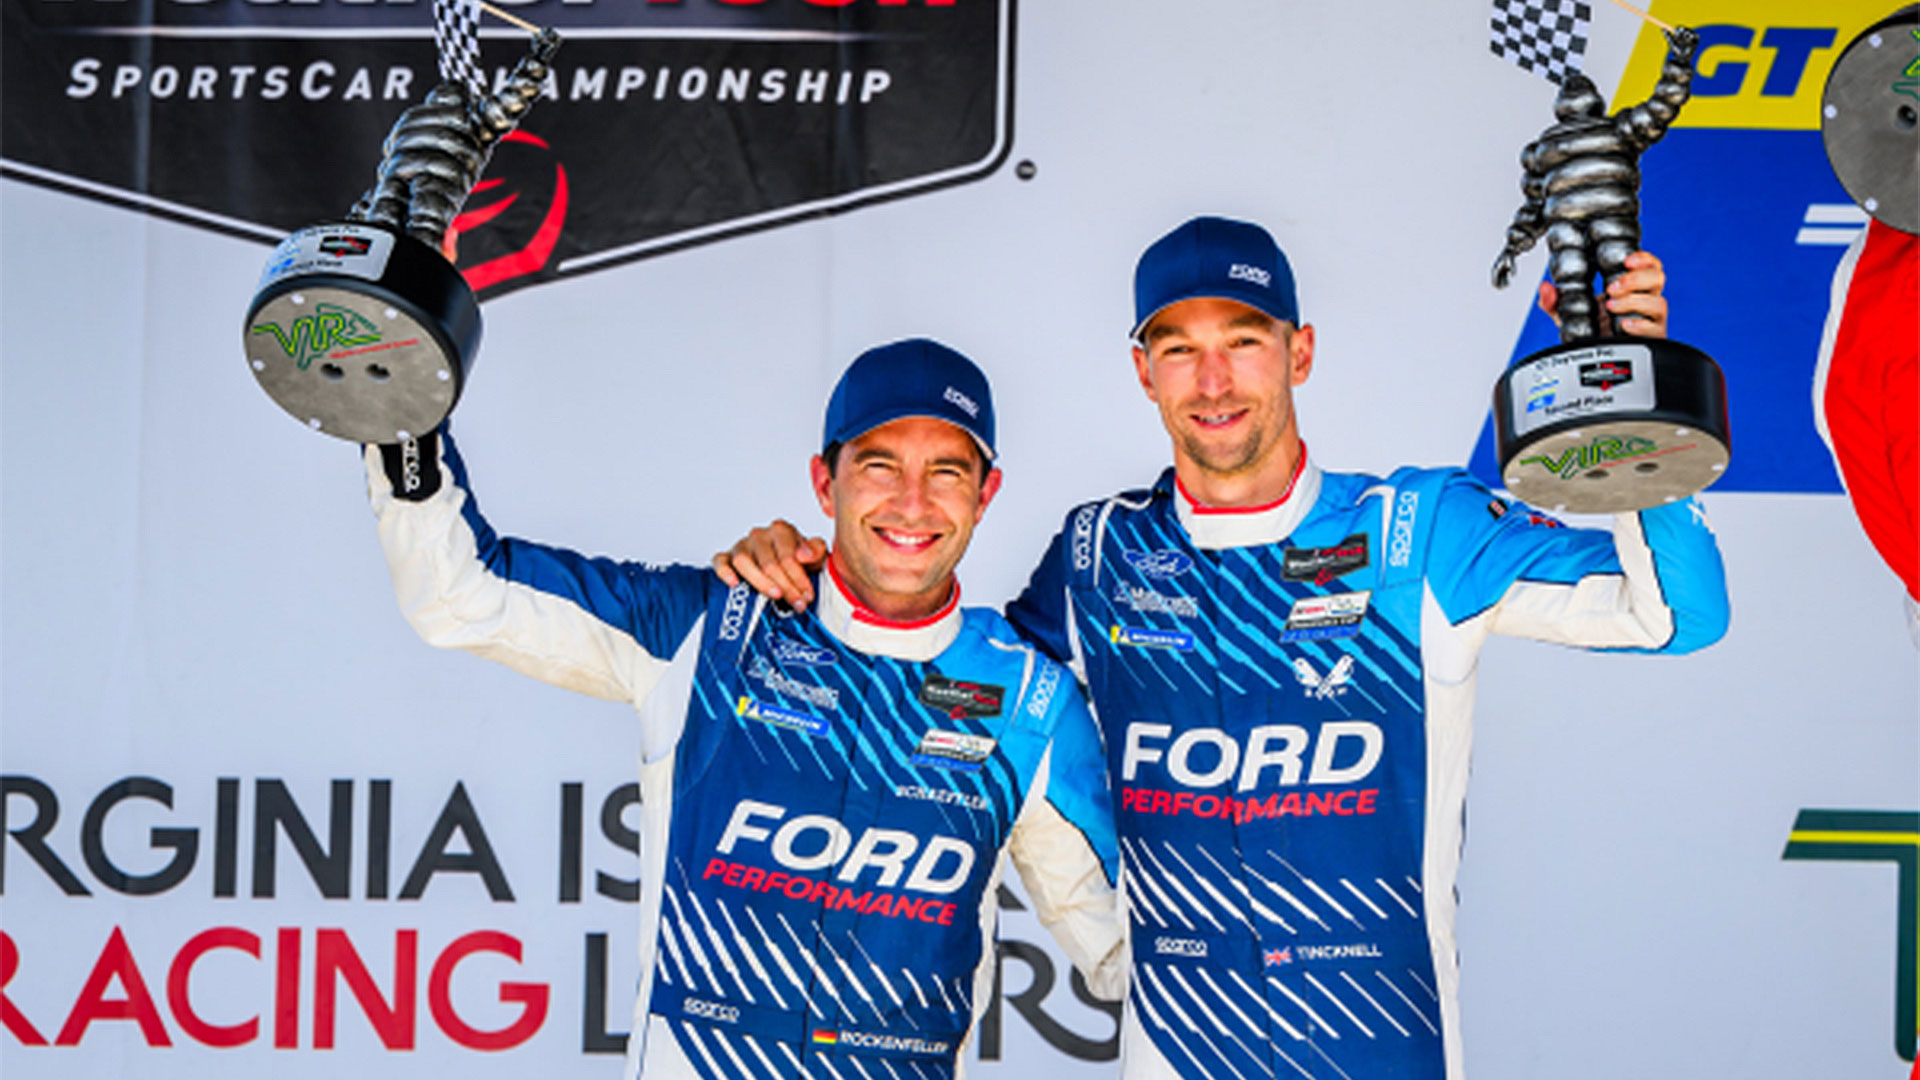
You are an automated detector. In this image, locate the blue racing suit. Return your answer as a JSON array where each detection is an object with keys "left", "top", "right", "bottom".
[
  {"left": 1006, "top": 455, "right": 1728, "bottom": 1080},
  {"left": 366, "top": 432, "right": 1125, "bottom": 1080}
]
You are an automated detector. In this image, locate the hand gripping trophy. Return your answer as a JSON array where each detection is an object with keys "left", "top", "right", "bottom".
[
  {"left": 243, "top": 2, "right": 559, "bottom": 444},
  {"left": 1489, "top": 17, "right": 1731, "bottom": 513}
]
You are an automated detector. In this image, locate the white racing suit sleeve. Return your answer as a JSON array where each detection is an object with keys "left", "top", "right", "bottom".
[
  {"left": 1004, "top": 679, "right": 1128, "bottom": 1001},
  {"left": 1421, "top": 471, "right": 1730, "bottom": 653},
  {"left": 364, "top": 429, "right": 710, "bottom": 705}
]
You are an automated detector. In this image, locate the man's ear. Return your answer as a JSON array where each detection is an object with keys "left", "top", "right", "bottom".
[
  {"left": 809, "top": 455, "right": 835, "bottom": 519},
  {"left": 1132, "top": 343, "right": 1159, "bottom": 402},
  {"left": 1289, "top": 324, "right": 1316, "bottom": 387},
  {"left": 973, "top": 467, "right": 1004, "bottom": 524}
]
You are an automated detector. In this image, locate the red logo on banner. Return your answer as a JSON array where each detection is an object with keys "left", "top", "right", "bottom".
[{"left": 451, "top": 131, "right": 570, "bottom": 294}]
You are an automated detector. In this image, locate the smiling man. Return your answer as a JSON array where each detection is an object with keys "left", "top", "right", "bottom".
[
  {"left": 1003, "top": 217, "right": 1729, "bottom": 1080},
  {"left": 365, "top": 338, "right": 1123, "bottom": 1080},
  {"left": 717, "top": 216, "right": 1731, "bottom": 1080}
]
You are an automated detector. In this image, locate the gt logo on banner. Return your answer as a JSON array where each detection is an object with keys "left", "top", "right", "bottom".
[{"left": 1782, "top": 809, "right": 1920, "bottom": 1065}]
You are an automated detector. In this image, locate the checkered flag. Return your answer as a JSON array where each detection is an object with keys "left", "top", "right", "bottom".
[
  {"left": 1490, "top": 0, "right": 1592, "bottom": 84},
  {"left": 434, "top": 0, "right": 487, "bottom": 101}
]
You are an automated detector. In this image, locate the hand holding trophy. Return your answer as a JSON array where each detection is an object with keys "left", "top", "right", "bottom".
[
  {"left": 242, "top": 2, "right": 559, "bottom": 444},
  {"left": 1488, "top": 1, "right": 1730, "bottom": 513}
]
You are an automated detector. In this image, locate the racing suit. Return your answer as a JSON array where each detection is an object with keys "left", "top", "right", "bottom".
[
  {"left": 1005, "top": 453, "right": 1728, "bottom": 1080},
  {"left": 367, "top": 431, "right": 1125, "bottom": 1080}
]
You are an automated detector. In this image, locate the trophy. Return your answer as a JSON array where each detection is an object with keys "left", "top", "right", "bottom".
[
  {"left": 1821, "top": 5, "right": 1918, "bottom": 235},
  {"left": 1489, "top": 22, "right": 1731, "bottom": 514},
  {"left": 243, "top": 3, "right": 559, "bottom": 444}
]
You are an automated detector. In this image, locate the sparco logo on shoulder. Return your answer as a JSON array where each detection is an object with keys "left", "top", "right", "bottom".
[
  {"left": 3, "top": 0, "right": 1014, "bottom": 298},
  {"left": 1389, "top": 490, "right": 1419, "bottom": 568},
  {"left": 719, "top": 584, "right": 752, "bottom": 641},
  {"left": 1070, "top": 505, "right": 1098, "bottom": 571}
]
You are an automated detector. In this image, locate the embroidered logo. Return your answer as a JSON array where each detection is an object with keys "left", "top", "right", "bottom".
[
  {"left": 1280, "top": 590, "right": 1371, "bottom": 643},
  {"left": 918, "top": 670, "right": 1004, "bottom": 719},
  {"left": 911, "top": 729, "right": 998, "bottom": 772},
  {"left": 1123, "top": 549, "right": 1194, "bottom": 579},
  {"left": 1282, "top": 533, "right": 1369, "bottom": 585},
  {"left": 1292, "top": 655, "right": 1355, "bottom": 700}
]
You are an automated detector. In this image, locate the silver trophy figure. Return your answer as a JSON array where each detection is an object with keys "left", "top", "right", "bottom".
[
  {"left": 243, "top": 27, "right": 559, "bottom": 445},
  {"left": 1489, "top": 26, "right": 1732, "bottom": 514}
]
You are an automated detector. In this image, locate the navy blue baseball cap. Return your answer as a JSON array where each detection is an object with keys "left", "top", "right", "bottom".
[
  {"left": 1132, "top": 216, "right": 1301, "bottom": 339},
  {"left": 822, "top": 338, "right": 996, "bottom": 461}
]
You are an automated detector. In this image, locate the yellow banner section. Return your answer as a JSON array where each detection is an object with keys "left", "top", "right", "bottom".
[{"left": 1612, "top": 0, "right": 1903, "bottom": 129}]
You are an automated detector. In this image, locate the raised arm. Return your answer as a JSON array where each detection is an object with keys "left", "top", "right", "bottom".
[
  {"left": 1615, "top": 27, "right": 1699, "bottom": 152},
  {"left": 368, "top": 426, "right": 709, "bottom": 705},
  {"left": 1423, "top": 472, "right": 1729, "bottom": 655}
]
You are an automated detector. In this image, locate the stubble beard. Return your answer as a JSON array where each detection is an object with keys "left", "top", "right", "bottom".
[{"left": 1170, "top": 401, "right": 1274, "bottom": 481}]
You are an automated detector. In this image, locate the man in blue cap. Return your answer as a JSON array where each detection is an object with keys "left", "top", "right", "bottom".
[
  {"left": 716, "top": 217, "right": 1730, "bottom": 1080},
  {"left": 364, "top": 338, "right": 1124, "bottom": 1080}
]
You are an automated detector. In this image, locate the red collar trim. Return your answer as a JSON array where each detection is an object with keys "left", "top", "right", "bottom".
[
  {"left": 1176, "top": 445, "right": 1308, "bottom": 516},
  {"left": 825, "top": 554, "right": 961, "bottom": 630}
]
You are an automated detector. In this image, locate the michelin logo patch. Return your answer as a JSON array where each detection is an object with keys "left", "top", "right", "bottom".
[
  {"left": 736, "top": 696, "right": 829, "bottom": 737},
  {"left": 1111, "top": 625, "right": 1196, "bottom": 652},
  {"left": 1280, "top": 590, "right": 1370, "bottom": 643},
  {"left": 911, "top": 729, "right": 997, "bottom": 772}
]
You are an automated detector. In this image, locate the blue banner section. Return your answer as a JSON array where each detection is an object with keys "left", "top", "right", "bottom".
[{"left": 1470, "top": 128, "right": 1856, "bottom": 495}]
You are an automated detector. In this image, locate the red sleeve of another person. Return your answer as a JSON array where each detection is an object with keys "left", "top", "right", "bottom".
[{"left": 1814, "top": 218, "right": 1920, "bottom": 603}]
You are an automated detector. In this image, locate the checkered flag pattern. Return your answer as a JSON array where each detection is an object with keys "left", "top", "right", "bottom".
[
  {"left": 1490, "top": 0, "right": 1592, "bottom": 84},
  {"left": 433, "top": 0, "right": 487, "bottom": 101}
]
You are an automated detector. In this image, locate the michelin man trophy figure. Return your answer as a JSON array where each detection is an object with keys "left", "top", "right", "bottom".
[
  {"left": 1490, "top": 25, "right": 1731, "bottom": 513},
  {"left": 243, "top": 22, "right": 559, "bottom": 445}
]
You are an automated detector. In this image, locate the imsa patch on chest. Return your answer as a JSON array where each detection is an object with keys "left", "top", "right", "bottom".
[
  {"left": 1279, "top": 590, "right": 1371, "bottom": 642},
  {"left": 910, "top": 729, "right": 998, "bottom": 772}
]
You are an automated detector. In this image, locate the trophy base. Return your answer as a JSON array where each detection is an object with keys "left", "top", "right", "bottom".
[
  {"left": 1494, "top": 337, "right": 1730, "bottom": 514},
  {"left": 243, "top": 223, "right": 480, "bottom": 444},
  {"left": 1821, "top": 6, "right": 1919, "bottom": 234}
]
